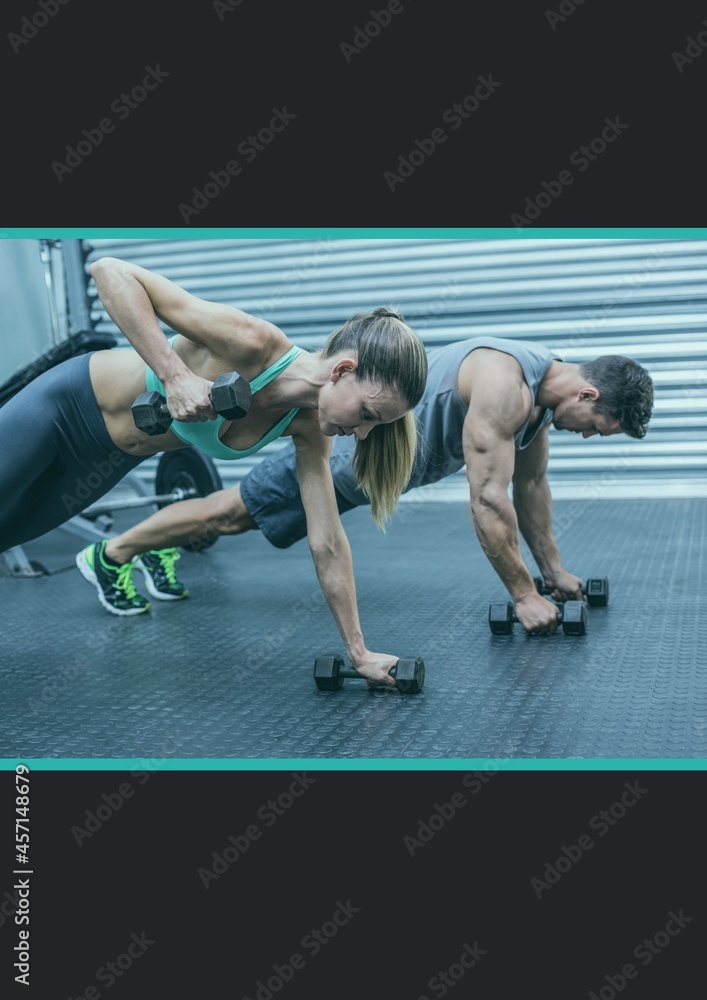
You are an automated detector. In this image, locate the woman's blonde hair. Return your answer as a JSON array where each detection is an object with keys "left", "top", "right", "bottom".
[{"left": 322, "top": 306, "right": 427, "bottom": 528}]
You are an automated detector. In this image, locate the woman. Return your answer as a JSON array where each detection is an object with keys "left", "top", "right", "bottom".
[{"left": 0, "top": 257, "right": 428, "bottom": 686}]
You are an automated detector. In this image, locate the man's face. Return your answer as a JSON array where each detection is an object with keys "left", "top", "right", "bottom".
[{"left": 552, "top": 390, "right": 623, "bottom": 438}]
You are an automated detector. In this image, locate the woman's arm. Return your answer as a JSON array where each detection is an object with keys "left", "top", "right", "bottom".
[
  {"left": 292, "top": 418, "right": 398, "bottom": 687},
  {"left": 89, "top": 257, "right": 280, "bottom": 421}
]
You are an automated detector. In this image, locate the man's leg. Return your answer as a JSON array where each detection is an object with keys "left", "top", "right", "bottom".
[
  {"left": 77, "top": 485, "right": 257, "bottom": 614},
  {"left": 78, "top": 439, "right": 363, "bottom": 614},
  {"left": 105, "top": 485, "right": 257, "bottom": 564},
  {"left": 105, "top": 442, "right": 368, "bottom": 564},
  {"left": 106, "top": 437, "right": 361, "bottom": 563}
]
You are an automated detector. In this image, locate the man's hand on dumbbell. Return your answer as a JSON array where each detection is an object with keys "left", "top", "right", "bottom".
[
  {"left": 512, "top": 591, "right": 560, "bottom": 635},
  {"left": 163, "top": 371, "right": 217, "bottom": 423},
  {"left": 534, "top": 574, "right": 610, "bottom": 607},
  {"left": 537, "top": 569, "right": 584, "bottom": 603},
  {"left": 351, "top": 650, "right": 400, "bottom": 688}
]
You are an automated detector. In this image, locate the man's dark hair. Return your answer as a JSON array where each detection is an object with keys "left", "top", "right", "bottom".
[{"left": 579, "top": 356, "right": 654, "bottom": 439}]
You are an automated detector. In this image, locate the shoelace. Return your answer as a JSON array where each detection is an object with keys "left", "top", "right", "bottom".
[
  {"left": 154, "top": 548, "right": 180, "bottom": 584},
  {"left": 115, "top": 562, "right": 139, "bottom": 600}
]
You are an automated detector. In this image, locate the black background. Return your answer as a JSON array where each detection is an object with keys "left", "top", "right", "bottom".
[
  {"left": 1, "top": 0, "right": 705, "bottom": 994},
  {"left": 0, "top": 771, "right": 704, "bottom": 997},
  {"left": 1, "top": 0, "right": 705, "bottom": 225}
]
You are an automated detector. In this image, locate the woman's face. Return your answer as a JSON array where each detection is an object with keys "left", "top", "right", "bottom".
[{"left": 318, "top": 359, "right": 408, "bottom": 439}]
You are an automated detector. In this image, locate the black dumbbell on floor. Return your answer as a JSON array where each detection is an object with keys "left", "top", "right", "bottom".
[
  {"left": 132, "top": 371, "right": 253, "bottom": 436},
  {"left": 313, "top": 654, "right": 425, "bottom": 693},
  {"left": 488, "top": 601, "right": 587, "bottom": 636},
  {"left": 533, "top": 576, "right": 609, "bottom": 607}
]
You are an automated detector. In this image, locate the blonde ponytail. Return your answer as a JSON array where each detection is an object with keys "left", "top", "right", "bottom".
[
  {"left": 353, "top": 411, "right": 418, "bottom": 528},
  {"left": 323, "top": 304, "right": 427, "bottom": 528}
]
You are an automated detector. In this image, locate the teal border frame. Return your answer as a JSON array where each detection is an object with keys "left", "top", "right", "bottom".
[
  {"left": 2, "top": 226, "right": 705, "bottom": 771},
  {"left": 2, "top": 227, "right": 707, "bottom": 239},
  {"left": 1, "top": 759, "right": 706, "bottom": 770}
]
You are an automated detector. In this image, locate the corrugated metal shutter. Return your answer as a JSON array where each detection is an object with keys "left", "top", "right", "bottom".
[{"left": 84, "top": 238, "right": 707, "bottom": 500}]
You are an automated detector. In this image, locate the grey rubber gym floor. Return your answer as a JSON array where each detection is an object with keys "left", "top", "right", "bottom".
[{"left": 1, "top": 499, "right": 705, "bottom": 759}]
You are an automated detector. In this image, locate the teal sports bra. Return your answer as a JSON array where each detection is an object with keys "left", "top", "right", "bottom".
[{"left": 145, "top": 338, "right": 302, "bottom": 460}]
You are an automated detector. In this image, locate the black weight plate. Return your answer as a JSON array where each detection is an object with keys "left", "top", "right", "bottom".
[
  {"left": 488, "top": 602, "right": 514, "bottom": 635},
  {"left": 313, "top": 654, "right": 345, "bottom": 691},
  {"left": 154, "top": 449, "right": 224, "bottom": 552},
  {"left": 585, "top": 577, "right": 610, "bottom": 607},
  {"left": 395, "top": 657, "right": 425, "bottom": 694}
]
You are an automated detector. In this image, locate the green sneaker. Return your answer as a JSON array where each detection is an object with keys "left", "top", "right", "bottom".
[
  {"left": 135, "top": 548, "right": 189, "bottom": 601},
  {"left": 76, "top": 541, "right": 151, "bottom": 616}
]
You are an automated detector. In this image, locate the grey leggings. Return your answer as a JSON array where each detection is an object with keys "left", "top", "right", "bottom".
[{"left": 0, "top": 353, "right": 144, "bottom": 552}]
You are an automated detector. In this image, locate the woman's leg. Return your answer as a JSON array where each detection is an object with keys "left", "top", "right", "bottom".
[
  {"left": 0, "top": 354, "right": 143, "bottom": 551},
  {"left": 0, "top": 371, "right": 70, "bottom": 551},
  {"left": 0, "top": 354, "right": 144, "bottom": 552}
]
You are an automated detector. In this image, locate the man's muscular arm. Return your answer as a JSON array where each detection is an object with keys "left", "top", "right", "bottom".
[
  {"left": 462, "top": 353, "right": 560, "bottom": 633},
  {"left": 512, "top": 428, "right": 583, "bottom": 601}
]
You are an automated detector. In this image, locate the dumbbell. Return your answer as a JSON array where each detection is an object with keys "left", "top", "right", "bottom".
[
  {"left": 533, "top": 576, "right": 609, "bottom": 607},
  {"left": 313, "top": 654, "right": 425, "bottom": 693},
  {"left": 488, "top": 601, "right": 587, "bottom": 636},
  {"left": 132, "top": 371, "right": 252, "bottom": 436}
]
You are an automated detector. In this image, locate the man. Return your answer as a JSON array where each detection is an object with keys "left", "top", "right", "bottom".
[{"left": 84, "top": 336, "right": 654, "bottom": 635}]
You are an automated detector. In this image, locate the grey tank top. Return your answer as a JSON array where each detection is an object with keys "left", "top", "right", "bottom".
[{"left": 333, "top": 336, "right": 556, "bottom": 503}]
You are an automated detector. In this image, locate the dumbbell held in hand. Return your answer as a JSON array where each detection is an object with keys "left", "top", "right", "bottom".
[
  {"left": 313, "top": 653, "right": 425, "bottom": 693},
  {"left": 533, "top": 576, "right": 609, "bottom": 607},
  {"left": 132, "top": 372, "right": 252, "bottom": 436},
  {"left": 488, "top": 601, "right": 587, "bottom": 636}
]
